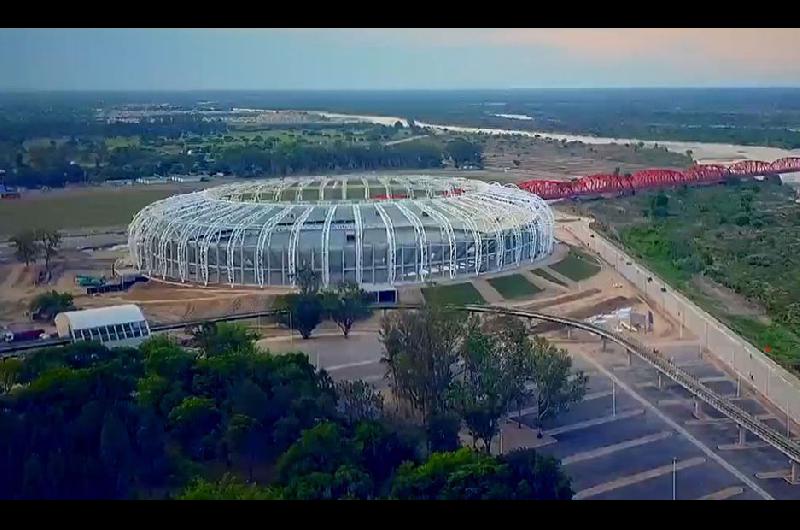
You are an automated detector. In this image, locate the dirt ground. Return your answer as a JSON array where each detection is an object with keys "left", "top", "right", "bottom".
[
  {"left": 479, "top": 135, "right": 690, "bottom": 182},
  {"left": 0, "top": 248, "right": 291, "bottom": 329},
  {"left": 690, "top": 276, "right": 770, "bottom": 322}
]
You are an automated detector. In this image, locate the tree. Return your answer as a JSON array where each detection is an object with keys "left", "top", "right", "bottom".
[
  {"left": 380, "top": 304, "right": 465, "bottom": 423},
  {"left": 500, "top": 448, "right": 573, "bottom": 500},
  {"left": 292, "top": 263, "right": 321, "bottom": 296},
  {"left": 390, "top": 447, "right": 572, "bottom": 500},
  {"left": 425, "top": 412, "right": 461, "bottom": 453},
  {"left": 274, "top": 293, "right": 323, "bottom": 340},
  {"left": 390, "top": 448, "right": 510, "bottom": 500},
  {"left": 448, "top": 316, "right": 519, "bottom": 453},
  {"left": 100, "top": 413, "right": 133, "bottom": 496},
  {"left": 36, "top": 229, "right": 61, "bottom": 275},
  {"left": 529, "top": 336, "right": 587, "bottom": 435},
  {"left": 0, "top": 358, "right": 23, "bottom": 393},
  {"left": 445, "top": 138, "right": 483, "bottom": 168},
  {"left": 276, "top": 422, "right": 355, "bottom": 481},
  {"left": 649, "top": 191, "right": 670, "bottom": 218},
  {"left": 335, "top": 380, "right": 384, "bottom": 425},
  {"left": 353, "top": 420, "right": 418, "bottom": 488},
  {"left": 10, "top": 230, "right": 39, "bottom": 267},
  {"left": 191, "top": 322, "right": 258, "bottom": 357},
  {"left": 393, "top": 121, "right": 404, "bottom": 130},
  {"left": 29, "top": 290, "right": 75, "bottom": 321},
  {"left": 224, "top": 414, "right": 263, "bottom": 481},
  {"left": 321, "top": 281, "right": 372, "bottom": 338},
  {"left": 168, "top": 396, "right": 221, "bottom": 459},
  {"left": 179, "top": 474, "right": 282, "bottom": 500},
  {"left": 481, "top": 315, "right": 536, "bottom": 426}
]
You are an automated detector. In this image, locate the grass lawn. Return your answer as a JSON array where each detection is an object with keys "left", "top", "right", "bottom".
[
  {"left": 105, "top": 136, "right": 141, "bottom": 149},
  {"left": 487, "top": 274, "right": 542, "bottom": 300},
  {"left": 531, "top": 268, "right": 568, "bottom": 287},
  {"left": 549, "top": 249, "right": 601, "bottom": 282},
  {"left": 422, "top": 282, "right": 486, "bottom": 306},
  {"left": 0, "top": 188, "right": 177, "bottom": 234}
]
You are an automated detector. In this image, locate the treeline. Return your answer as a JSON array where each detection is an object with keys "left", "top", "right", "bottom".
[
  {"left": 0, "top": 134, "right": 481, "bottom": 189},
  {"left": 0, "top": 114, "right": 227, "bottom": 144},
  {"left": 0, "top": 98, "right": 491, "bottom": 188},
  {"left": 0, "top": 141, "right": 451, "bottom": 187},
  {"left": 212, "top": 140, "right": 446, "bottom": 178}
]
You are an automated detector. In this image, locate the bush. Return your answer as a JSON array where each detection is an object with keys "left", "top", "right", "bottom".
[{"left": 29, "top": 290, "right": 74, "bottom": 321}]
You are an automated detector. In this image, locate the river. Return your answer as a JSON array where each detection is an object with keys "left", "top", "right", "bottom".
[{"left": 310, "top": 111, "right": 800, "bottom": 167}]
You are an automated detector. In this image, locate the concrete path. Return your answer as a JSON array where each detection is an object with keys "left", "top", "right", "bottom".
[
  {"left": 540, "top": 266, "right": 574, "bottom": 287},
  {"left": 472, "top": 278, "right": 505, "bottom": 304},
  {"left": 520, "top": 268, "right": 560, "bottom": 292},
  {"left": 545, "top": 409, "right": 645, "bottom": 436},
  {"left": 699, "top": 486, "right": 744, "bottom": 500},
  {"left": 562, "top": 431, "right": 673, "bottom": 466}
]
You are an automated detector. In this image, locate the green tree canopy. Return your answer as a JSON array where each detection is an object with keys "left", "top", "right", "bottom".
[
  {"left": 10, "top": 230, "right": 39, "bottom": 267},
  {"left": 321, "top": 281, "right": 373, "bottom": 338}
]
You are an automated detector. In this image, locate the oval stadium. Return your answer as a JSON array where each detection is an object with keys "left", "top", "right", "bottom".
[{"left": 127, "top": 175, "right": 555, "bottom": 288}]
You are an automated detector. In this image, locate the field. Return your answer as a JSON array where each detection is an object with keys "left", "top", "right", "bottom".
[
  {"left": 421, "top": 282, "right": 486, "bottom": 305},
  {"left": 530, "top": 268, "right": 568, "bottom": 287},
  {"left": 549, "top": 249, "right": 601, "bottom": 282},
  {"left": 487, "top": 274, "right": 542, "bottom": 299},
  {"left": 0, "top": 187, "right": 180, "bottom": 234}
]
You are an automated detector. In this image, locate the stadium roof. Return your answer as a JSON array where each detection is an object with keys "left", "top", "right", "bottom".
[{"left": 56, "top": 304, "right": 147, "bottom": 330}]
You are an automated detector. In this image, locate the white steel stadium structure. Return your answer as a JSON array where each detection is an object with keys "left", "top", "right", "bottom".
[{"left": 128, "top": 175, "right": 554, "bottom": 288}]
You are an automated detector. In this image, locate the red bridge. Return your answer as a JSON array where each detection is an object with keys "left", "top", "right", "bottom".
[{"left": 518, "top": 157, "right": 800, "bottom": 200}]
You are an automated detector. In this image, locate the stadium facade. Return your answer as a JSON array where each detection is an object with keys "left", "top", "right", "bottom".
[{"left": 128, "top": 175, "right": 554, "bottom": 288}]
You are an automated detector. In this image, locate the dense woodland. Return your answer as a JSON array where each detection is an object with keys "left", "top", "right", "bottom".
[
  {"left": 577, "top": 180, "right": 800, "bottom": 370},
  {"left": 0, "top": 293, "right": 583, "bottom": 500},
  {"left": 0, "top": 101, "right": 483, "bottom": 188}
]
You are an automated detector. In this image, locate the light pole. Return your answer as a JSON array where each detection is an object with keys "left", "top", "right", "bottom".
[
  {"left": 612, "top": 380, "right": 617, "bottom": 416},
  {"left": 672, "top": 457, "right": 677, "bottom": 500}
]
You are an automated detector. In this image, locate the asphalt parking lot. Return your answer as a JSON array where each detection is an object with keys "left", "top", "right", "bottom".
[{"left": 260, "top": 330, "right": 800, "bottom": 500}]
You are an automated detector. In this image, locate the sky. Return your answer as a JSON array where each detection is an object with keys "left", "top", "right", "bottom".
[{"left": 2, "top": 28, "right": 800, "bottom": 91}]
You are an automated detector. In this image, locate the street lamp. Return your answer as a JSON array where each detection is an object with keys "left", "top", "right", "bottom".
[
  {"left": 612, "top": 380, "right": 616, "bottom": 416},
  {"left": 672, "top": 457, "right": 677, "bottom": 500}
]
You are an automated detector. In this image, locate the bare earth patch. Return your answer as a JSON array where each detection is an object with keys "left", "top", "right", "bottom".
[{"left": 691, "top": 275, "right": 769, "bottom": 322}]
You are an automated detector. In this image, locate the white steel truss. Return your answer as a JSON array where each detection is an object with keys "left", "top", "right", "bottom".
[
  {"left": 287, "top": 206, "right": 314, "bottom": 285},
  {"left": 128, "top": 175, "right": 554, "bottom": 289},
  {"left": 320, "top": 204, "right": 338, "bottom": 287},
  {"left": 394, "top": 201, "right": 428, "bottom": 281},
  {"left": 352, "top": 203, "right": 364, "bottom": 284},
  {"left": 373, "top": 202, "right": 397, "bottom": 284}
]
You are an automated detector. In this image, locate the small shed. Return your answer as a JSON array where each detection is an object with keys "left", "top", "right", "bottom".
[{"left": 54, "top": 304, "right": 151, "bottom": 348}]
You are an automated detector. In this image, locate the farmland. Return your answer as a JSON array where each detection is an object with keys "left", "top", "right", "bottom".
[{"left": 0, "top": 187, "right": 180, "bottom": 234}]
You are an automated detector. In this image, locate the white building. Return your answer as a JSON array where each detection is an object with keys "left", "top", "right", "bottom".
[{"left": 54, "top": 304, "right": 151, "bottom": 348}]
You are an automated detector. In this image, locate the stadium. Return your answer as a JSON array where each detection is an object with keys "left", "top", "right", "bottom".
[{"left": 127, "top": 175, "right": 554, "bottom": 289}]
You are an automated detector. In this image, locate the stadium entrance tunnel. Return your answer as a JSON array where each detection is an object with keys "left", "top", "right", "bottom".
[{"left": 128, "top": 175, "right": 554, "bottom": 288}]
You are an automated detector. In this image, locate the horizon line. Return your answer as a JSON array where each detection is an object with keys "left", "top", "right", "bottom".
[{"left": 3, "top": 86, "right": 800, "bottom": 94}]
